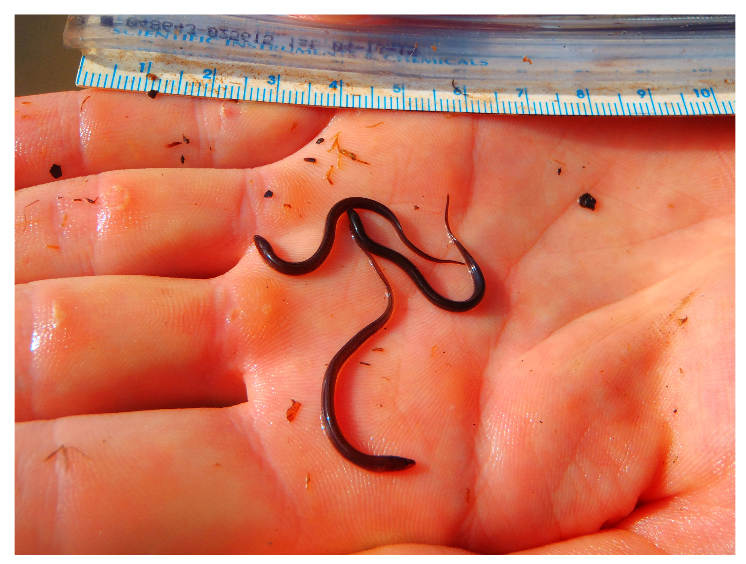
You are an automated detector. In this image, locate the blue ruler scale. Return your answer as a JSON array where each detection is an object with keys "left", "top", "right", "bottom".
[{"left": 64, "top": 15, "right": 735, "bottom": 116}]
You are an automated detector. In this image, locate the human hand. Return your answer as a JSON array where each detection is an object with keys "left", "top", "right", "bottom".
[{"left": 15, "top": 89, "right": 734, "bottom": 553}]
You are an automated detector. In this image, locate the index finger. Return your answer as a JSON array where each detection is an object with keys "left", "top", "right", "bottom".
[{"left": 15, "top": 89, "right": 335, "bottom": 189}]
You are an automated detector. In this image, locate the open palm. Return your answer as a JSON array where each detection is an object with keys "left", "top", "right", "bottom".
[{"left": 15, "top": 90, "right": 734, "bottom": 554}]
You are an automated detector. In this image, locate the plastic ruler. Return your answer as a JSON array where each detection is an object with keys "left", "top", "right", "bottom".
[{"left": 63, "top": 15, "right": 735, "bottom": 116}]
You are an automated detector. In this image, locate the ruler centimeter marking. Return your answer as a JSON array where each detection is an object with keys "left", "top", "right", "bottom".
[{"left": 73, "top": 38, "right": 735, "bottom": 116}]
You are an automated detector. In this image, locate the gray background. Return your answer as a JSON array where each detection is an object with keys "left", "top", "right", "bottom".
[{"left": 16, "top": 15, "right": 82, "bottom": 96}]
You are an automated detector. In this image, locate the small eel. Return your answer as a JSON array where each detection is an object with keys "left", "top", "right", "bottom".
[
  {"left": 321, "top": 216, "right": 414, "bottom": 471},
  {"left": 254, "top": 196, "right": 485, "bottom": 472},
  {"left": 253, "top": 197, "right": 463, "bottom": 275}
]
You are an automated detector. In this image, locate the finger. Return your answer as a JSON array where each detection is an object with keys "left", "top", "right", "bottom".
[
  {"left": 15, "top": 89, "right": 334, "bottom": 189},
  {"left": 16, "top": 405, "right": 427, "bottom": 554},
  {"left": 15, "top": 274, "right": 248, "bottom": 422},
  {"left": 15, "top": 168, "right": 255, "bottom": 283},
  {"left": 17, "top": 408, "right": 288, "bottom": 554}
]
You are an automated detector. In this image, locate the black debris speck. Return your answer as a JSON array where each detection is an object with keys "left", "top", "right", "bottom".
[
  {"left": 49, "top": 164, "right": 62, "bottom": 179},
  {"left": 264, "top": 190, "right": 274, "bottom": 198},
  {"left": 180, "top": 155, "right": 185, "bottom": 164},
  {"left": 558, "top": 167, "right": 562, "bottom": 175},
  {"left": 578, "top": 193, "right": 596, "bottom": 211},
  {"left": 316, "top": 138, "right": 324, "bottom": 144},
  {"left": 147, "top": 90, "right": 158, "bottom": 99}
]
